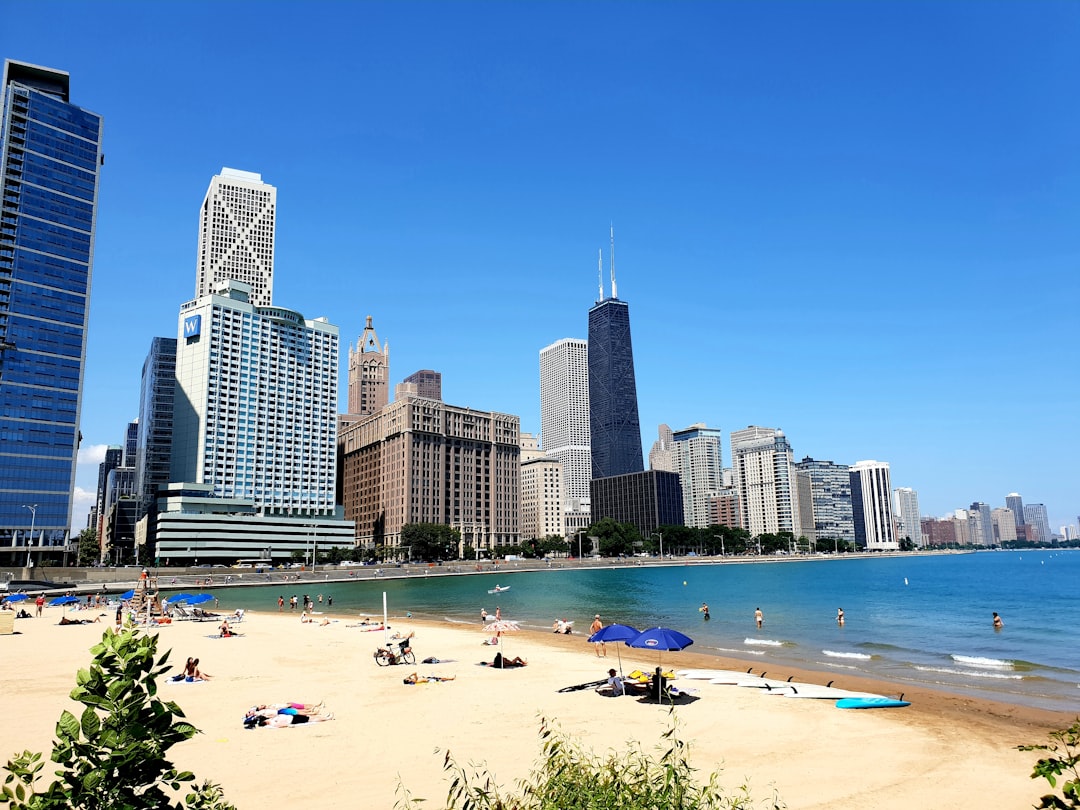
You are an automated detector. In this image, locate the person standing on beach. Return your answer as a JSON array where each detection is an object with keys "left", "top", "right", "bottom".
[
  {"left": 755, "top": 607, "right": 763, "bottom": 629},
  {"left": 35, "top": 594, "right": 44, "bottom": 617},
  {"left": 590, "top": 615, "right": 606, "bottom": 657},
  {"left": 278, "top": 595, "right": 284, "bottom": 612},
  {"left": 837, "top": 608, "right": 845, "bottom": 625},
  {"left": 992, "top": 612, "right": 1003, "bottom": 629}
]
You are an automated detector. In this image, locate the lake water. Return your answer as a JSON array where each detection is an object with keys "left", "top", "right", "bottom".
[{"left": 206, "top": 550, "right": 1080, "bottom": 712}]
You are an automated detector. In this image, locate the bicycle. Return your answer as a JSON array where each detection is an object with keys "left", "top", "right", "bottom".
[{"left": 374, "top": 641, "right": 415, "bottom": 666}]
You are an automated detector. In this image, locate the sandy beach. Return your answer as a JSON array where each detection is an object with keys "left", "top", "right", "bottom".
[{"left": 1, "top": 606, "right": 1074, "bottom": 809}]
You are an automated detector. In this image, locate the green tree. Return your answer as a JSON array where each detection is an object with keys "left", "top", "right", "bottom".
[
  {"left": 586, "top": 518, "right": 639, "bottom": 557},
  {"left": 75, "top": 529, "right": 99, "bottom": 567},
  {"left": 400, "top": 523, "right": 461, "bottom": 561},
  {"left": 1, "top": 626, "right": 233, "bottom": 810},
  {"left": 1018, "top": 719, "right": 1080, "bottom": 809}
]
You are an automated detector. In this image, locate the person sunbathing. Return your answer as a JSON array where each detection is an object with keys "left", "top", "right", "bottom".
[
  {"left": 486, "top": 652, "right": 527, "bottom": 668},
  {"left": 244, "top": 702, "right": 328, "bottom": 727},
  {"left": 58, "top": 615, "right": 99, "bottom": 625},
  {"left": 403, "top": 672, "right": 456, "bottom": 684},
  {"left": 247, "top": 712, "right": 334, "bottom": 728}
]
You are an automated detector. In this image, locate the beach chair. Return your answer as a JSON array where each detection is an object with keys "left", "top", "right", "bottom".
[{"left": 170, "top": 604, "right": 195, "bottom": 621}]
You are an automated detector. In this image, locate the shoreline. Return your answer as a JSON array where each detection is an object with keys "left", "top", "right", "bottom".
[{"left": 1, "top": 607, "right": 1073, "bottom": 809}]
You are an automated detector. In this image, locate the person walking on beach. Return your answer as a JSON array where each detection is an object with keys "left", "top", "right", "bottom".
[
  {"left": 836, "top": 608, "right": 845, "bottom": 625},
  {"left": 278, "top": 595, "right": 284, "bottom": 612},
  {"left": 992, "top": 612, "right": 1003, "bottom": 629},
  {"left": 754, "top": 607, "right": 763, "bottom": 629},
  {"left": 590, "top": 615, "right": 606, "bottom": 657}
]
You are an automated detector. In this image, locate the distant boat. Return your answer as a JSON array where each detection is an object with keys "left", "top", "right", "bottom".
[{"left": 488, "top": 585, "right": 510, "bottom": 594}]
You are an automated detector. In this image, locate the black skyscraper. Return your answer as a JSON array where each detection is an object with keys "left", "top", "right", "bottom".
[{"left": 588, "top": 295, "right": 643, "bottom": 479}]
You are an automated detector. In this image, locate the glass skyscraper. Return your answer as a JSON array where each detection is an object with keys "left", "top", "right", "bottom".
[
  {"left": 587, "top": 297, "right": 643, "bottom": 479},
  {"left": 0, "top": 61, "right": 103, "bottom": 561}
]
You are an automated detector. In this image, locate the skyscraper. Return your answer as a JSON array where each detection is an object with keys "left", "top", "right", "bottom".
[
  {"left": 671, "top": 424, "right": 724, "bottom": 528},
  {"left": 731, "top": 426, "right": 801, "bottom": 538},
  {"left": 195, "top": 168, "right": 276, "bottom": 307},
  {"left": 1023, "top": 504, "right": 1052, "bottom": 544},
  {"left": 1005, "top": 493, "right": 1025, "bottom": 532},
  {"left": 134, "top": 337, "right": 177, "bottom": 519},
  {"left": 893, "top": 487, "right": 922, "bottom": 547},
  {"left": 587, "top": 247, "right": 643, "bottom": 479},
  {"left": 401, "top": 369, "right": 441, "bottom": 401},
  {"left": 794, "top": 458, "right": 854, "bottom": 545},
  {"left": 849, "top": 460, "right": 897, "bottom": 550},
  {"left": 347, "top": 315, "right": 388, "bottom": 416},
  {"left": 0, "top": 60, "right": 103, "bottom": 562},
  {"left": 539, "top": 337, "right": 591, "bottom": 511},
  {"left": 990, "top": 507, "right": 1017, "bottom": 543},
  {"left": 968, "top": 501, "right": 994, "bottom": 547}
]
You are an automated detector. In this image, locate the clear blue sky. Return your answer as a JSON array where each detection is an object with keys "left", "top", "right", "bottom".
[{"left": 4, "top": 1, "right": 1077, "bottom": 534}]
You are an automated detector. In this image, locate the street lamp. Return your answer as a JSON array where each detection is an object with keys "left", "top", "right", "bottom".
[
  {"left": 22, "top": 504, "right": 37, "bottom": 568},
  {"left": 713, "top": 534, "right": 725, "bottom": 557},
  {"left": 651, "top": 531, "right": 664, "bottom": 560}
]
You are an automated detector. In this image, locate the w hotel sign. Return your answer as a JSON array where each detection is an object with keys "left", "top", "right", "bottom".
[{"left": 183, "top": 314, "right": 202, "bottom": 340}]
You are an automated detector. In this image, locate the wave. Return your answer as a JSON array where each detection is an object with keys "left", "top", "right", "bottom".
[
  {"left": 819, "top": 661, "right": 860, "bottom": 671},
  {"left": 914, "top": 665, "right": 1023, "bottom": 681},
  {"left": 857, "top": 642, "right": 906, "bottom": 653},
  {"left": 951, "top": 655, "right": 1015, "bottom": 671},
  {"left": 712, "top": 646, "right": 765, "bottom": 656},
  {"left": 822, "top": 650, "right": 873, "bottom": 660},
  {"left": 744, "top": 638, "right": 786, "bottom": 647}
]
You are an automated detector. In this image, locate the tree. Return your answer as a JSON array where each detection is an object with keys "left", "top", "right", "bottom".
[
  {"left": 399, "top": 523, "right": 461, "bottom": 561},
  {"left": 586, "top": 518, "right": 639, "bottom": 557},
  {"left": 1, "top": 626, "right": 233, "bottom": 810},
  {"left": 75, "top": 529, "right": 98, "bottom": 567},
  {"left": 1018, "top": 719, "right": 1080, "bottom": 808}
]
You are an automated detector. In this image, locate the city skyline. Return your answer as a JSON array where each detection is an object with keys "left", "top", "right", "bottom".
[{"left": 4, "top": 2, "right": 1075, "bottom": 534}]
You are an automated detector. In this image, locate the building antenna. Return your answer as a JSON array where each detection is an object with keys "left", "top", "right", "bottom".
[
  {"left": 597, "top": 248, "right": 604, "bottom": 301},
  {"left": 610, "top": 223, "right": 617, "bottom": 299}
]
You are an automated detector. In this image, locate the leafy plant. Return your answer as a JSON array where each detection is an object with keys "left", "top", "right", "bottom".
[
  {"left": 1018, "top": 719, "right": 1080, "bottom": 809},
  {"left": 397, "top": 714, "right": 782, "bottom": 810},
  {"left": 1, "top": 625, "right": 234, "bottom": 810}
]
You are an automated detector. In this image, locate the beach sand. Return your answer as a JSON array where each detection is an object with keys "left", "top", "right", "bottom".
[{"left": 1, "top": 606, "right": 1074, "bottom": 809}]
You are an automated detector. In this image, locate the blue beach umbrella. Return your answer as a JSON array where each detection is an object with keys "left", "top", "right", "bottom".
[
  {"left": 185, "top": 594, "right": 214, "bottom": 606},
  {"left": 49, "top": 596, "right": 80, "bottom": 606},
  {"left": 626, "top": 626, "right": 694, "bottom": 669},
  {"left": 164, "top": 593, "right": 195, "bottom": 605},
  {"left": 588, "top": 623, "right": 640, "bottom": 676},
  {"left": 3, "top": 593, "right": 30, "bottom": 603},
  {"left": 120, "top": 589, "right": 136, "bottom": 600}
]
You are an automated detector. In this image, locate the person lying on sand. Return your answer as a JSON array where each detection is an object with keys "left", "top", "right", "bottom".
[
  {"left": 58, "top": 615, "right": 100, "bottom": 625},
  {"left": 246, "top": 712, "right": 335, "bottom": 728},
  {"left": 483, "top": 652, "right": 527, "bottom": 668},
  {"left": 403, "top": 672, "right": 456, "bottom": 684},
  {"left": 243, "top": 702, "right": 328, "bottom": 727}
]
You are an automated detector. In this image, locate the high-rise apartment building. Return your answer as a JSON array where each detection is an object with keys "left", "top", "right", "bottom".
[
  {"left": 587, "top": 255, "right": 643, "bottom": 479},
  {"left": 338, "top": 396, "right": 520, "bottom": 554},
  {"left": 0, "top": 60, "right": 103, "bottom": 562},
  {"left": 1023, "top": 504, "right": 1052, "bottom": 544},
  {"left": 893, "top": 487, "right": 922, "bottom": 547},
  {"left": 520, "top": 433, "right": 564, "bottom": 541},
  {"left": 849, "top": 460, "right": 897, "bottom": 550},
  {"left": 134, "top": 337, "right": 177, "bottom": 519},
  {"left": 539, "top": 338, "right": 591, "bottom": 510},
  {"left": 794, "top": 458, "right": 854, "bottom": 544},
  {"left": 671, "top": 424, "right": 723, "bottom": 529},
  {"left": 648, "top": 424, "right": 676, "bottom": 472},
  {"left": 195, "top": 168, "right": 276, "bottom": 307},
  {"left": 1005, "top": 493, "right": 1025, "bottom": 532},
  {"left": 968, "top": 501, "right": 994, "bottom": 547},
  {"left": 347, "top": 315, "right": 388, "bottom": 416},
  {"left": 731, "top": 427, "right": 801, "bottom": 538},
  {"left": 990, "top": 507, "right": 1017, "bottom": 543}
]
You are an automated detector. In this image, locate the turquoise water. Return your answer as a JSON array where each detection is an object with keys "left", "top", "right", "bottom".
[{"left": 202, "top": 550, "right": 1080, "bottom": 712}]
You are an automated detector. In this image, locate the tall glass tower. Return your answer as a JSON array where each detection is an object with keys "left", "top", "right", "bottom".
[
  {"left": 0, "top": 61, "right": 103, "bottom": 562},
  {"left": 587, "top": 255, "right": 643, "bottom": 479}
]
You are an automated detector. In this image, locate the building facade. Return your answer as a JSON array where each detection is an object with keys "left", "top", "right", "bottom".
[
  {"left": 539, "top": 338, "right": 591, "bottom": 510},
  {"left": 968, "top": 501, "right": 994, "bottom": 547},
  {"left": 134, "top": 337, "right": 177, "bottom": 519},
  {"left": 648, "top": 423, "right": 676, "bottom": 472},
  {"left": 590, "top": 470, "right": 683, "bottom": 541},
  {"left": 587, "top": 295, "right": 643, "bottom": 480},
  {"left": 671, "top": 424, "right": 723, "bottom": 529},
  {"left": 0, "top": 60, "right": 103, "bottom": 562},
  {"left": 347, "top": 315, "right": 388, "bottom": 416},
  {"left": 1005, "top": 493, "right": 1025, "bottom": 532},
  {"left": 794, "top": 458, "right": 854, "bottom": 545},
  {"left": 402, "top": 369, "right": 441, "bottom": 401},
  {"left": 893, "top": 487, "right": 922, "bottom": 547},
  {"left": 991, "top": 507, "right": 1017, "bottom": 543},
  {"left": 731, "top": 427, "right": 801, "bottom": 538},
  {"left": 520, "top": 432, "right": 564, "bottom": 542},
  {"left": 1023, "top": 503, "right": 1052, "bottom": 544},
  {"left": 195, "top": 168, "right": 276, "bottom": 307},
  {"left": 338, "top": 396, "right": 520, "bottom": 554},
  {"left": 849, "top": 460, "right": 897, "bottom": 550}
]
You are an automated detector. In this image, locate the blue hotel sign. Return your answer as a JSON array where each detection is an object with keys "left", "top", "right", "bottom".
[{"left": 183, "top": 314, "right": 202, "bottom": 339}]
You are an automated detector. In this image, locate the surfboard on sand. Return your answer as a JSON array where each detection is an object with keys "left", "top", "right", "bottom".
[
  {"left": 678, "top": 669, "right": 754, "bottom": 681},
  {"left": 835, "top": 696, "right": 911, "bottom": 709},
  {"left": 778, "top": 684, "right": 881, "bottom": 700}
]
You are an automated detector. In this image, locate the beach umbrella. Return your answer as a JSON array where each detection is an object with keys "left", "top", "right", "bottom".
[
  {"left": 2, "top": 593, "right": 30, "bottom": 603},
  {"left": 120, "top": 589, "right": 135, "bottom": 600},
  {"left": 481, "top": 619, "right": 519, "bottom": 660},
  {"left": 164, "top": 593, "right": 194, "bottom": 605},
  {"left": 185, "top": 594, "right": 214, "bottom": 606},
  {"left": 588, "top": 623, "right": 640, "bottom": 676},
  {"left": 49, "top": 596, "right": 79, "bottom": 606},
  {"left": 626, "top": 626, "right": 694, "bottom": 668}
]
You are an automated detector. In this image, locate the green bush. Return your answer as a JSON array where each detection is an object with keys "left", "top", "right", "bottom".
[
  {"left": 1018, "top": 719, "right": 1080, "bottom": 809},
  {"left": 1, "top": 625, "right": 233, "bottom": 810},
  {"left": 396, "top": 714, "right": 782, "bottom": 810}
]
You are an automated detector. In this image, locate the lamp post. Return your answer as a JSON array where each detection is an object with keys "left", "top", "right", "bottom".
[
  {"left": 652, "top": 531, "right": 664, "bottom": 560},
  {"left": 22, "top": 504, "right": 37, "bottom": 569},
  {"left": 713, "top": 534, "right": 725, "bottom": 557}
]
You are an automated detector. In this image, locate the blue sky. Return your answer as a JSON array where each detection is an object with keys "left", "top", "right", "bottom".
[{"left": 4, "top": 1, "right": 1077, "bottom": 534}]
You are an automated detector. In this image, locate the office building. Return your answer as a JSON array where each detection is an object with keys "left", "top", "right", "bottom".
[
  {"left": 1005, "top": 493, "right": 1025, "bottom": 531},
  {"left": 161, "top": 279, "right": 352, "bottom": 561},
  {"left": 0, "top": 60, "right": 104, "bottom": 563},
  {"left": 587, "top": 248, "right": 643, "bottom": 479},
  {"left": 347, "top": 315, "right": 389, "bottom": 416},
  {"left": 731, "top": 427, "right": 801, "bottom": 538},
  {"left": 893, "top": 487, "right": 922, "bottom": 547},
  {"left": 94, "top": 446, "right": 123, "bottom": 541},
  {"left": 520, "top": 432, "right": 564, "bottom": 541},
  {"left": 794, "top": 458, "right": 854, "bottom": 545},
  {"left": 968, "top": 501, "right": 994, "bottom": 547},
  {"left": 539, "top": 338, "right": 591, "bottom": 511},
  {"left": 1023, "top": 504, "right": 1052, "bottom": 544},
  {"left": 991, "top": 507, "right": 1017, "bottom": 543},
  {"left": 401, "top": 369, "right": 441, "bottom": 401},
  {"left": 134, "top": 337, "right": 177, "bottom": 519},
  {"left": 648, "top": 423, "right": 676, "bottom": 472},
  {"left": 671, "top": 424, "right": 723, "bottom": 528},
  {"left": 195, "top": 168, "right": 276, "bottom": 307},
  {"left": 590, "top": 470, "right": 683, "bottom": 541},
  {"left": 849, "top": 460, "right": 897, "bottom": 550},
  {"left": 339, "top": 396, "right": 520, "bottom": 555},
  {"left": 708, "top": 487, "right": 740, "bottom": 529}
]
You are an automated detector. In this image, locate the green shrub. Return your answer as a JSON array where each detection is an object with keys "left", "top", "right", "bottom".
[
  {"left": 396, "top": 714, "right": 782, "bottom": 810},
  {"left": 1, "top": 625, "right": 233, "bottom": 810},
  {"left": 1018, "top": 719, "right": 1080, "bottom": 809}
]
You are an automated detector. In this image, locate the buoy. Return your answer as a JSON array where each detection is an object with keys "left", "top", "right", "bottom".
[{"left": 683, "top": 581, "right": 687, "bottom": 586}]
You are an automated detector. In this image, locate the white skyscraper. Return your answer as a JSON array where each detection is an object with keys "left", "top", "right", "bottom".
[
  {"left": 672, "top": 424, "right": 723, "bottom": 529},
  {"left": 892, "top": 487, "right": 922, "bottom": 547},
  {"left": 539, "top": 338, "right": 591, "bottom": 512},
  {"left": 196, "top": 168, "right": 277, "bottom": 307},
  {"left": 730, "top": 426, "right": 801, "bottom": 538},
  {"left": 850, "top": 460, "right": 897, "bottom": 550},
  {"left": 172, "top": 280, "right": 339, "bottom": 515}
]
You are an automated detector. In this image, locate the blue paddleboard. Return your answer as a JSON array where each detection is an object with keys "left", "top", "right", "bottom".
[{"left": 835, "top": 696, "right": 910, "bottom": 709}]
